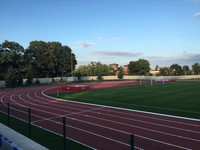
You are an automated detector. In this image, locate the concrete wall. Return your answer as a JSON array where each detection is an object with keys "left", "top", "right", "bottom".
[
  {"left": 1, "top": 75, "right": 200, "bottom": 88},
  {"left": 81, "top": 76, "right": 97, "bottom": 81},
  {"left": 0, "top": 123, "right": 48, "bottom": 150},
  {"left": 0, "top": 81, "right": 5, "bottom": 88}
]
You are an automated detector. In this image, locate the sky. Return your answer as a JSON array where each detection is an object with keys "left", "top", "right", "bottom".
[{"left": 0, "top": 0, "right": 200, "bottom": 69}]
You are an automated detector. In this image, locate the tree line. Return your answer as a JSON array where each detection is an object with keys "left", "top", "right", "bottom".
[
  {"left": 0, "top": 40, "right": 77, "bottom": 87},
  {"left": 1, "top": 40, "right": 200, "bottom": 87},
  {"left": 76, "top": 59, "right": 200, "bottom": 76},
  {"left": 159, "top": 63, "right": 200, "bottom": 76}
]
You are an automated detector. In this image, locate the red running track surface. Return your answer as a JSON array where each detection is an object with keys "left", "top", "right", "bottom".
[{"left": 0, "top": 82, "right": 199, "bottom": 150}]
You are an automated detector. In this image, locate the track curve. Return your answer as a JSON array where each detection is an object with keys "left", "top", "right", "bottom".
[{"left": 0, "top": 84, "right": 200, "bottom": 150}]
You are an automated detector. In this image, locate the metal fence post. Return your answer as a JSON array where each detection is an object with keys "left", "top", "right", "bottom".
[
  {"left": 63, "top": 117, "right": 66, "bottom": 150},
  {"left": 130, "top": 134, "right": 134, "bottom": 150},
  {"left": 28, "top": 108, "right": 31, "bottom": 138},
  {"left": 7, "top": 103, "right": 10, "bottom": 127}
]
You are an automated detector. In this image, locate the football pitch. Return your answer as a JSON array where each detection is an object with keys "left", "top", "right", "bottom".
[{"left": 56, "top": 81, "right": 200, "bottom": 119}]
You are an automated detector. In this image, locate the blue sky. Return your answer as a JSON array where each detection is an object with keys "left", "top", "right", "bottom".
[{"left": 1, "top": 0, "right": 200, "bottom": 69}]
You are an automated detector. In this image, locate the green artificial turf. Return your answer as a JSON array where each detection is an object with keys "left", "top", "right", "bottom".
[{"left": 54, "top": 81, "right": 200, "bottom": 119}]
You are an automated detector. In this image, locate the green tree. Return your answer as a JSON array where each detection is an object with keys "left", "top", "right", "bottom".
[
  {"left": 182, "top": 65, "right": 190, "bottom": 75},
  {"left": 192, "top": 63, "right": 200, "bottom": 75},
  {"left": 1, "top": 41, "right": 25, "bottom": 86},
  {"left": 128, "top": 61, "right": 137, "bottom": 75},
  {"left": 160, "top": 67, "right": 171, "bottom": 76},
  {"left": 25, "top": 41, "right": 48, "bottom": 77},
  {"left": 1, "top": 40, "right": 76, "bottom": 87},
  {"left": 117, "top": 66, "right": 124, "bottom": 79},
  {"left": 25, "top": 41, "right": 77, "bottom": 78},
  {"left": 75, "top": 62, "right": 111, "bottom": 76},
  {"left": 128, "top": 59, "right": 150, "bottom": 75},
  {"left": 170, "top": 64, "right": 182, "bottom": 75}
]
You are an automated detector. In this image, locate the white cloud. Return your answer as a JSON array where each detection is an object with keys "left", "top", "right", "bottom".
[
  {"left": 145, "top": 52, "right": 200, "bottom": 68},
  {"left": 77, "top": 41, "right": 96, "bottom": 48},
  {"left": 92, "top": 50, "right": 142, "bottom": 57},
  {"left": 194, "top": 11, "right": 200, "bottom": 17}
]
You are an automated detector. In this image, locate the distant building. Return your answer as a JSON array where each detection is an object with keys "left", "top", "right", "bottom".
[
  {"left": 150, "top": 65, "right": 161, "bottom": 76},
  {"left": 109, "top": 63, "right": 119, "bottom": 75},
  {"left": 123, "top": 65, "right": 129, "bottom": 75},
  {"left": 109, "top": 63, "right": 119, "bottom": 71}
]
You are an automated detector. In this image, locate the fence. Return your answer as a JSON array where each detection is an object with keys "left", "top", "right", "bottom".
[
  {"left": 0, "top": 102, "right": 135, "bottom": 150},
  {"left": 0, "top": 101, "right": 194, "bottom": 150}
]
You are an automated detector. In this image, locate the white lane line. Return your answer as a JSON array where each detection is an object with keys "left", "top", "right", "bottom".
[
  {"left": 9, "top": 86, "right": 197, "bottom": 149},
  {"left": 32, "top": 110, "right": 191, "bottom": 150},
  {"left": 5, "top": 103, "right": 192, "bottom": 150},
  {"left": 3, "top": 86, "right": 195, "bottom": 150},
  {"left": 32, "top": 94, "right": 199, "bottom": 135},
  {"left": 10, "top": 93, "right": 28, "bottom": 108},
  {"left": 32, "top": 106, "right": 103, "bottom": 123},
  {"left": 47, "top": 91, "right": 200, "bottom": 127},
  {"left": 0, "top": 93, "right": 10, "bottom": 106},
  {"left": 40, "top": 88, "right": 200, "bottom": 136},
  {"left": 135, "top": 135, "right": 192, "bottom": 150},
  {"left": 41, "top": 89, "right": 200, "bottom": 130},
  {"left": 73, "top": 113, "right": 200, "bottom": 142},
  {"left": 21, "top": 95, "right": 200, "bottom": 136},
  {"left": 31, "top": 88, "right": 199, "bottom": 136},
  {"left": 101, "top": 108, "right": 200, "bottom": 127},
  {"left": 35, "top": 89, "right": 102, "bottom": 110},
  {"left": 88, "top": 111, "right": 200, "bottom": 134}
]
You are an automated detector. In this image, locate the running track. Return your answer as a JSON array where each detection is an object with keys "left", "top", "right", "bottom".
[{"left": 0, "top": 84, "right": 200, "bottom": 150}]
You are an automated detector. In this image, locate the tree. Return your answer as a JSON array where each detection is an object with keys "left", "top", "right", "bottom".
[
  {"left": 170, "top": 64, "right": 182, "bottom": 75},
  {"left": 117, "top": 66, "right": 124, "bottom": 79},
  {"left": 128, "top": 61, "right": 137, "bottom": 75},
  {"left": 25, "top": 41, "right": 77, "bottom": 78},
  {"left": 192, "top": 63, "right": 200, "bottom": 75},
  {"left": 182, "top": 65, "right": 190, "bottom": 75},
  {"left": 160, "top": 67, "right": 171, "bottom": 76},
  {"left": 2, "top": 40, "right": 25, "bottom": 69},
  {"left": 128, "top": 59, "right": 150, "bottom": 75},
  {"left": 0, "top": 41, "right": 25, "bottom": 86},
  {"left": 0, "top": 40, "right": 76, "bottom": 87},
  {"left": 25, "top": 41, "right": 48, "bottom": 77},
  {"left": 75, "top": 62, "right": 111, "bottom": 76}
]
